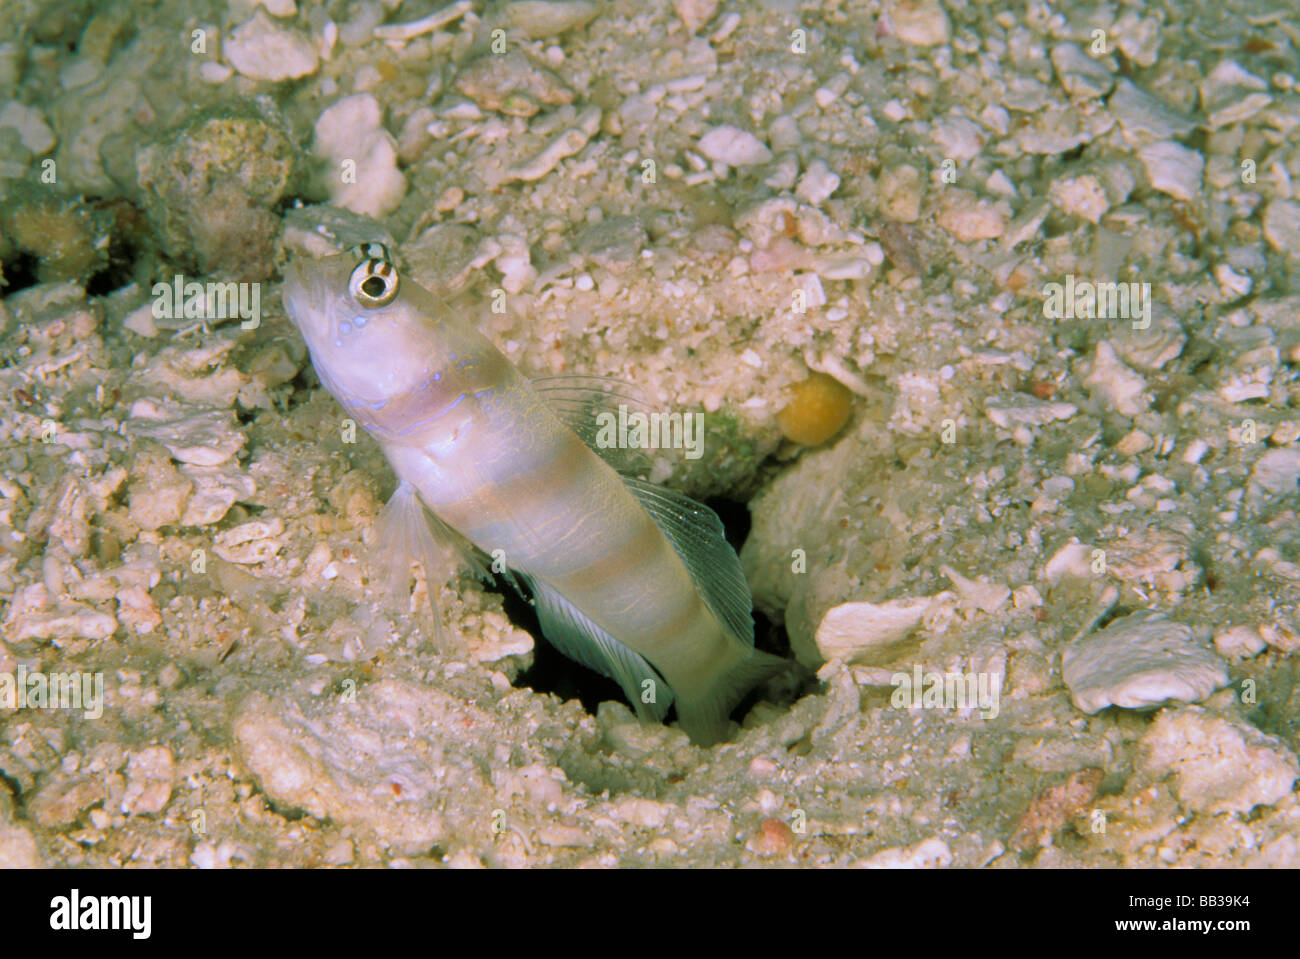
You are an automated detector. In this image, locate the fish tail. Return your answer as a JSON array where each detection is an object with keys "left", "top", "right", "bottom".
[{"left": 673, "top": 647, "right": 791, "bottom": 746}]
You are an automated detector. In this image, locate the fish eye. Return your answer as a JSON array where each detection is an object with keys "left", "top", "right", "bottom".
[{"left": 348, "top": 246, "right": 400, "bottom": 308}]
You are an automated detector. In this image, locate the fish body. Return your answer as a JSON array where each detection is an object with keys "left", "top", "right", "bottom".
[{"left": 282, "top": 243, "right": 787, "bottom": 744}]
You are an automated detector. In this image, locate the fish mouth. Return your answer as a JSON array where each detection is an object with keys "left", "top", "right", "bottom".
[{"left": 281, "top": 258, "right": 334, "bottom": 340}]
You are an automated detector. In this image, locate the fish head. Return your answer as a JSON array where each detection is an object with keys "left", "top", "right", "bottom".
[{"left": 282, "top": 242, "right": 449, "bottom": 410}]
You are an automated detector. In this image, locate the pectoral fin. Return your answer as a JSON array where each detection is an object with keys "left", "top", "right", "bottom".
[{"left": 372, "top": 481, "right": 488, "bottom": 647}]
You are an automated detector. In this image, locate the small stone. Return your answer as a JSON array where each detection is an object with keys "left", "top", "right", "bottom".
[
  {"left": 1108, "top": 80, "right": 1197, "bottom": 140},
  {"left": 0, "top": 42, "right": 22, "bottom": 88},
  {"left": 748, "top": 757, "right": 778, "bottom": 779},
  {"left": 1213, "top": 262, "right": 1253, "bottom": 299},
  {"left": 673, "top": 0, "right": 719, "bottom": 33},
  {"left": 609, "top": 796, "right": 672, "bottom": 829},
  {"left": 126, "top": 403, "right": 245, "bottom": 467},
  {"left": 0, "top": 101, "right": 55, "bottom": 154},
  {"left": 575, "top": 215, "right": 648, "bottom": 272},
  {"left": 0, "top": 819, "right": 41, "bottom": 867},
  {"left": 1137, "top": 141, "right": 1203, "bottom": 202},
  {"left": 158, "top": 663, "right": 184, "bottom": 688},
  {"left": 116, "top": 586, "right": 161, "bottom": 635},
  {"left": 1213, "top": 625, "right": 1267, "bottom": 660},
  {"left": 454, "top": 52, "right": 574, "bottom": 118},
  {"left": 121, "top": 746, "right": 174, "bottom": 816},
  {"left": 1049, "top": 44, "right": 1115, "bottom": 99},
  {"left": 199, "top": 62, "right": 233, "bottom": 84},
  {"left": 794, "top": 159, "right": 840, "bottom": 206},
  {"left": 1042, "top": 541, "right": 1094, "bottom": 584},
  {"left": 767, "top": 115, "right": 800, "bottom": 153},
  {"left": 1082, "top": 340, "right": 1149, "bottom": 417},
  {"left": 861, "top": 836, "right": 953, "bottom": 868},
  {"left": 490, "top": 234, "right": 537, "bottom": 294},
  {"left": 1248, "top": 448, "right": 1300, "bottom": 503},
  {"left": 213, "top": 518, "right": 285, "bottom": 565},
  {"left": 7, "top": 602, "right": 118, "bottom": 644},
  {"left": 1111, "top": 304, "right": 1186, "bottom": 371},
  {"left": 878, "top": 165, "right": 921, "bottom": 222},
  {"left": 313, "top": 94, "right": 407, "bottom": 217},
  {"left": 936, "top": 189, "right": 1006, "bottom": 242},
  {"left": 536, "top": 824, "right": 590, "bottom": 848},
  {"left": 939, "top": 565, "right": 1010, "bottom": 614},
  {"left": 1011, "top": 768, "right": 1104, "bottom": 851},
  {"left": 1114, "top": 429, "right": 1152, "bottom": 456},
  {"left": 179, "top": 463, "right": 255, "bottom": 528},
  {"left": 504, "top": 1, "right": 600, "bottom": 40},
  {"left": 1141, "top": 708, "right": 1299, "bottom": 815},
  {"left": 1262, "top": 200, "right": 1300, "bottom": 258},
  {"left": 751, "top": 817, "right": 795, "bottom": 855},
  {"left": 813, "top": 596, "right": 934, "bottom": 665},
  {"left": 324, "top": 838, "right": 355, "bottom": 865},
  {"left": 127, "top": 452, "right": 191, "bottom": 532},
  {"left": 29, "top": 776, "right": 107, "bottom": 828},
  {"left": 1062, "top": 611, "right": 1228, "bottom": 714},
  {"left": 504, "top": 106, "right": 601, "bottom": 183},
  {"left": 887, "top": 0, "right": 951, "bottom": 46},
  {"left": 0, "top": 793, "right": 41, "bottom": 868},
  {"left": 1112, "top": 10, "right": 1161, "bottom": 67},
  {"left": 224, "top": 11, "right": 319, "bottom": 82},
  {"left": 983, "top": 394, "right": 1077, "bottom": 429},
  {"left": 255, "top": 0, "right": 298, "bottom": 15},
  {"left": 1050, "top": 174, "right": 1109, "bottom": 223},
  {"left": 697, "top": 124, "right": 772, "bottom": 167},
  {"left": 1200, "top": 59, "right": 1272, "bottom": 129}
]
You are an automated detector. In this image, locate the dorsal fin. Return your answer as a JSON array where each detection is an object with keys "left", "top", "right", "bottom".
[
  {"left": 530, "top": 374, "right": 653, "bottom": 475},
  {"left": 622, "top": 477, "right": 755, "bottom": 647}
]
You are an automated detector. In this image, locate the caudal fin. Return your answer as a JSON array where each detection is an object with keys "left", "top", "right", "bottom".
[{"left": 673, "top": 647, "right": 792, "bottom": 746}]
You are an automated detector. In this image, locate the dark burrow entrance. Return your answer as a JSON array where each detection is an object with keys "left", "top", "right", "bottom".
[{"left": 500, "top": 495, "right": 798, "bottom": 729}]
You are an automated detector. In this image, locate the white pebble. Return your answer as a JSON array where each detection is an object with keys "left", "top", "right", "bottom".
[
  {"left": 1214, "top": 626, "right": 1266, "bottom": 660},
  {"left": 1062, "top": 611, "right": 1228, "bottom": 714},
  {"left": 0, "top": 100, "right": 54, "bottom": 154},
  {"left": 1137, "top": 141, "right": 1204, "bottom": 202},
  {"left": 313, "top": 94, "right": 408, "bottom": 217},
  {"left": 696, "top": 124, "right": 772, "bottom": 167},
  {"left": 198, "top": 61, "right": 233, "bottom": 84},
  {"left": 888, "top": 0, "right": 951, "bottom": 46},
  {"left": 225, "top": 11, "right": 319, "bottom": 81},
  {"left": 1082, "top": 340, "right": 1149, "bottom": 417},
  {"left": 1262, "top": 200, "right": 1300, "bottom": 257},
  {"left": 794, "top": 159, "right": 841, "bottom": 206}
]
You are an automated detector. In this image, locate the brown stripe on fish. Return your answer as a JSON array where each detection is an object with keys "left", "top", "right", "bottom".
[
  {"left": 642, "top": 586, "right": 715, "bottom": 652},
  {"left": 557, "top": 529, "right": 714, "bottom": 642},
  {"left": 442, "top": 424, "right": 595, "bottom": 548},
  {"left": 552, "top": 508, "right": 669, "bottom": 593}
]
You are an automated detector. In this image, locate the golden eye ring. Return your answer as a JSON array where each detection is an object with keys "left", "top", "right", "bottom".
[{"left": 348, "top": 244, "right": 400, "bottom": 307}]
